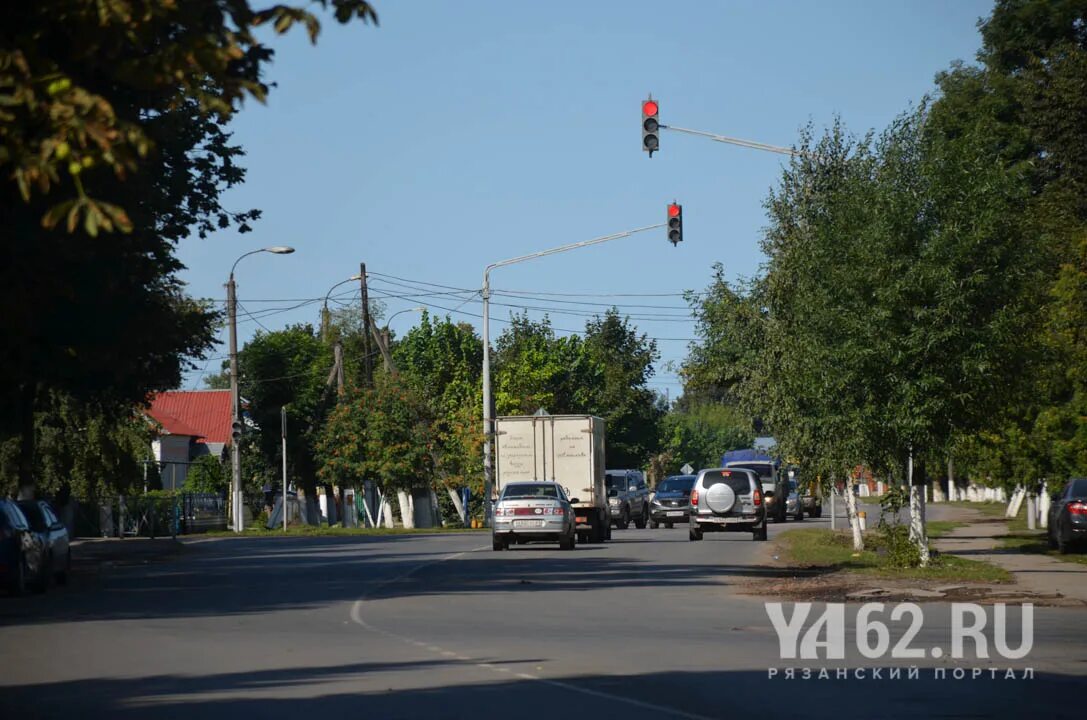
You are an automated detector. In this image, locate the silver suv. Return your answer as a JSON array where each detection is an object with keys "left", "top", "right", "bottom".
[{"left": 689, "top": 467, "right": 768, "bottom": 542}]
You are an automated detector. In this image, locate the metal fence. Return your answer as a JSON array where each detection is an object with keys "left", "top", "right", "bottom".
[{"left": 67, "top": 493, "right": 233, "bottom": 538}]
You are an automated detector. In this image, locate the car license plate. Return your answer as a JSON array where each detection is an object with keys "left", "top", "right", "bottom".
[
  {"left": 513, "top": 519, "right": 545, "bottom": 528},
  {"left": 667, "top": 511, "right": 684, "bottom": 517}
]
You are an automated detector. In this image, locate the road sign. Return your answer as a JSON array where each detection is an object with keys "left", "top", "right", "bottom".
[{"left": 681, "top": 463, "right": 694, "bottom": 475}]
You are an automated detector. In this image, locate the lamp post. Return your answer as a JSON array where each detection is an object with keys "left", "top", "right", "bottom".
[
  {"left": 480, "top": 223, "right": 665, "bottom": 525},
  {"left": 373, "top": 306, "right": 425, "bottom": 373},
  {"left": 228, "top": 245, "right": 295, "bottom": 533},
  {"left": 321, "top": 274, "right": 363, "bottom": 339}
]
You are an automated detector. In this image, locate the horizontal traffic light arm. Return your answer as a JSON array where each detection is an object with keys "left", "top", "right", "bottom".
[{"left": 660, "top": 124, "right": 799, "bottom": 157}]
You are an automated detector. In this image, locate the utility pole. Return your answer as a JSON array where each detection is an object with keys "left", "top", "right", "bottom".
[
  {"left": 227, "top": 274, "right": 243, "bottom": 533},
  {"left": 360, "top": 263, "right": 373, "bottom": 387},
  {"left": 281, "top": 406, "right": 288, "bottom": 532},
  {"left": 334, "top": 343, "right": 345, "bottom": 395}
]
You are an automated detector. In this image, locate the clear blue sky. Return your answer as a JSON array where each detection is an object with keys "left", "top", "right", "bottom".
[{"left": 178, "top": 0, "right": 994, "bottom": 399}]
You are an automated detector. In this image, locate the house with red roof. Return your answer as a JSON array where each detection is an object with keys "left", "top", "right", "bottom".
[{"left": 145, "top": 390, "right": 233, "bottom": 490}]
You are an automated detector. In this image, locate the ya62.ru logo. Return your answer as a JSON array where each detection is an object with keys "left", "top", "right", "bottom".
[{"left": 765, "top": 602, "right": 1033, "bottom": 660}]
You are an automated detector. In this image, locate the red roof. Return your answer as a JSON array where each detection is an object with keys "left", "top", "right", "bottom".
[{"left": 147, "top": 390, "right": 232, "bottom": 445}]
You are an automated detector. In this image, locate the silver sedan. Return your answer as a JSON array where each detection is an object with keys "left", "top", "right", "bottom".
[{"left": 492, "top": 481, "right": 577, "bottom": 551}]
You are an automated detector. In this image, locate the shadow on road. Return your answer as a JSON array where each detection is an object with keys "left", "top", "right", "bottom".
[
  {"left": 0, "top": 663, "right": 1076, "bottom": 720},
  {"left": 0, "top": 532, "right": 806, "bottom": 626}
]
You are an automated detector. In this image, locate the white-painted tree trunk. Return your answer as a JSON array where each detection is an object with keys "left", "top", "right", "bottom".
[
  {"left": 397, "top": 489, "right": 415, "bottom": 529},
  {"left": 907, "top": 450, "right": 930, "bottom": 566},
  {"left": 843, "top": 474, "right": 864, "bottom": 551},
  {"left": 380, "top": 493, "right": 395, "bottom": 528},
  {"left": 446, "top": 486, "right": 467, "bottom": 525}
]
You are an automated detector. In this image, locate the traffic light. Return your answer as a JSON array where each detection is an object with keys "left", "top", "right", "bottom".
[
  {"left": 231, "top": 419, "right": 244, "bottom": 444},
  {"left": 642, "top": 97, "right": 659, "bottom": 156},
  {"left": 667, "top": 202, "right": 683, "bottom": 245}
]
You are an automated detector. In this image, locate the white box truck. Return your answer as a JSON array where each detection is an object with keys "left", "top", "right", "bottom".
[{"left": 494, "top": 414, "right": 611, "bottom": 543}]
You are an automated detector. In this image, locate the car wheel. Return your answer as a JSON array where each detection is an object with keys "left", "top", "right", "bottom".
[
  {"left": 795, "top": 509, "right": 804, "bottom": 522},
  {"left": 492, "top": 535, "right": 506, "bottom": 551},
  {"left": 650, "top": 519, "right": 659, "bottom": 529},
  {"left": 689, "top": 526, "right": 703, "bottom": 542},
  {"left": 634, "top": 506, "right": 648, "bottom": 529},
  {"left": 560, "top": 530, "right": 575, "bottom": 551},
  {"left": 1047, "top": 524, "right": 1058, "bottom": 549},
  {"left": 1057, "top": 523, "right": 1070, "bottom": 554},
  {"left": 665, "top": 522, "right": 674, "bottom": 529},
  {"left": 754, "top": 525, "right": 768, "bottom": 541},
  {"left": 617, "top": 509, "right": 630, "bottom": 530}
]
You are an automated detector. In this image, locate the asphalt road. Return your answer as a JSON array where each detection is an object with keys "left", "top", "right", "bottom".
[{"left": 2, "top": 515, "right": 1085, "bottom": 719}]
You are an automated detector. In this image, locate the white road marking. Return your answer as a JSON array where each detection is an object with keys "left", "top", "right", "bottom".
[{"left": 349, "top": 542, "right": 716, "bottom": 720}]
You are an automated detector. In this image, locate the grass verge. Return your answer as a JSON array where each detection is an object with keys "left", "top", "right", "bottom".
[
  {"left": 200, "top": 525, "right": 484, "bottom": 538},
  {"left": 945, "top": 500, "right": 1007, "bottom": 518},
  {"left": 776, "top": 528, "right": 1010, "bottom": 583}
]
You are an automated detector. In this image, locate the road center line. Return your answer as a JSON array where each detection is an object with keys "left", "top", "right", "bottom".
[{"left": 349, "top": 543, "right": 716, "bottom": 720}]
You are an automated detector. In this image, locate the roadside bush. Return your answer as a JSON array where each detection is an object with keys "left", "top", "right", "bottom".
[{"left": 877, "top": 484, "right": 922, "bottom": 568}]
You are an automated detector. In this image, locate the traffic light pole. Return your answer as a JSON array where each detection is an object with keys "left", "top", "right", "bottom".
[
  {"left": 481, "top": 222, "right": 666, "bottom": 526},
  {"left": 660, "top": 124, "right": 798, "bottom": 157}
]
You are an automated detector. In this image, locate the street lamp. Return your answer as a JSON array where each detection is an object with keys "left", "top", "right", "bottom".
[
  {"left": 227, "top": 245, "right": 295, "bottom": 533},
  {"left": 480, "top": 223, "right": 667, "bottom": 525},
  {"left": 373, "top": 306, "right": 426, "bottom": 373},
  {"left": 386, "top": 306, "right": 427, "bottom": 327},
  {"left": 321, "top": 274, "right": 363, "bottom": 339}
]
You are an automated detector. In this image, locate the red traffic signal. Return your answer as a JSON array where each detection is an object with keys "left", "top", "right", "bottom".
[
  {"left": 642, "top": 96, "right": 659, "bottom": 156},
  {"left": 667, "top": 203, "right": 682, "bottom": 245}
]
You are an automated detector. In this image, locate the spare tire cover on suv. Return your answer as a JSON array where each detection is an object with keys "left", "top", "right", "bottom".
[{"left": 705, "top": 482, "right": 736, "bottom": 514}]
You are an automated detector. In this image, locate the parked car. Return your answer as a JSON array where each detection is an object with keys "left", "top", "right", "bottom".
[
  {"left": 605, "top": 469, "right": 650, "bottom": 530},
  {"left": 0, "top": 499, "right": 46, "bottom": 595},
  {"left": 1047, "top": 478, "right": 1087, "bottom": 554},
  {"left": 493, "top": 481, "right": 577, "bottom": 551},
  {"left": 649, "top": 474, "right": 696, "bottom": 528},
  {"left": 689, "top": 468, "right": 768, "bottom": 542},
  {"left": 17, "top": 500, "right": 70, "bottom": 586}
]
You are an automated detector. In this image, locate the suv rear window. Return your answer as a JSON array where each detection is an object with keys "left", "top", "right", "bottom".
[{"left": 701, "top": 471, "right": 752, "bottom": 496}]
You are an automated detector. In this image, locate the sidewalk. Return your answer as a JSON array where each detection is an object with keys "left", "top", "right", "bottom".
[
  {"left": 71, "top": 537, "right": 184, "bottom": 569},
  {"left": 933, "top": 512, "right": 1087, "bottom": 604}
]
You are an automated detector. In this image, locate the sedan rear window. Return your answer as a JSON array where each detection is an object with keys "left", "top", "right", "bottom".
[
  {"left": 658, "top": 476, "right": 695, "bottom": 493},
  {"left": 1070, "top": 479, "right": 1087, "bottom": 497},
  {"left": 503, "top": 484, "right": 558, "bottom": 499}
]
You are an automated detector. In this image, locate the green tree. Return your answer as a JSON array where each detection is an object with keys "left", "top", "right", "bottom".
[
  {"left": 236, "top": 324, "right": 334, "bottom": 496},
  {"left": 1, "top": 1, "right": 379, "bottom": 496},
  {"left": 316, "top": 373, "right": 433, "bottom": 525},
  {"left": 929, "top": 0, "right": 1087, "bottom": 481},
  {"left": 580, "top": 310, "right": 663, "bottom": 468},
  {"left": 394, "top": 314, "right": 483, "bottom": 515},
  {"left": 660, "top": 402, "right": 753, "bottom": 477},
  {"left": 184, "top": 454, "right": 228, "bottom": 494},
  {"left": 492, "top": 314, "right": 587, "bottom": 415}
]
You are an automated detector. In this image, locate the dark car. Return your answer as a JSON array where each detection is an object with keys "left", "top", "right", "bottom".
[
  {"left": 0, "top": 499, "right": 47, "bottom": 595},
  {"left": 605, "top": 470, "right": 650, "bottom": 530},
  {"left": 649, "top": 474, "right": 696, "bottom": 528},
  {"left": 1047, "top": 478, "right": 1087, "bottom": 554},
  {"left": 17, "top": 500, "right": 70, "bottom": 586}
]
